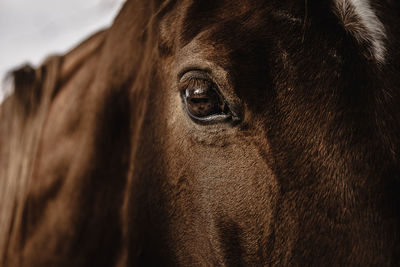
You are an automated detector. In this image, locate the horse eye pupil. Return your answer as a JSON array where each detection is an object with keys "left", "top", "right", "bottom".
[{"left": 185, "top": 86, "right": 222, "bottom": 118}]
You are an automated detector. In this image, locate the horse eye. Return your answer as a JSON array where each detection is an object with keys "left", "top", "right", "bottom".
[
  {"left": 185, "top": 85, "right": 222, "bottom": 117},
  {"left": 181, "top": 78, "right": 230, "bottom": 123}
]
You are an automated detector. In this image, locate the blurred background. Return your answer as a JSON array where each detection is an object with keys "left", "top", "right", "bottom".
[{"left": 0, "top": 0, "right": 125, "bottom": 102}]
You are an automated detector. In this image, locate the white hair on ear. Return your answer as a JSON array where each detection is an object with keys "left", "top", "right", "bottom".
[{"left": 333, "top": 0, "right": 387, "bottom": 64}]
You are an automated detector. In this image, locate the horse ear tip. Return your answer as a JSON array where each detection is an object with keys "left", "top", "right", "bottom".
[
  {"left": 9, "top": 63, "right": 37, "bottom": 91},
  {"left": 14, "top": 63, "right": 35, "bottom": 76},
  {"left": 1, "top": 63, "right": 42, "bottom": 113}
]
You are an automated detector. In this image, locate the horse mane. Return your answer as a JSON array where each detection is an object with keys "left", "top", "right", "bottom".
[
  {"left": 0, "top": 1, "right": 170, "bottom": 262},
  {"left": 0, "top": 30, "right": 106, "bottom": 264}
]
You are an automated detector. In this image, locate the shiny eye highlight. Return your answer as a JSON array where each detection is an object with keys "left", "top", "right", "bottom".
[
  {"left": 183, "top": 79, "right": 225, "bottom": 118},
  {"left": 179, "top": 72, "right": 240, "bottom": 124}
]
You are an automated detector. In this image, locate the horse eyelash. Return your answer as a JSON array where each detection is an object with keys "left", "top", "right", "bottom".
[{"left": 179, "top": 77, "right": 213, "bottom": 92}]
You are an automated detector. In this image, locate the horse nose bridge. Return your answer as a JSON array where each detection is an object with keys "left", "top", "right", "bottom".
[
  {"left": 149, "top": 116, "right": 280, "bottom": 263},
  {"left": 203, "top": 143, "right": 279, "bottom": 264}
]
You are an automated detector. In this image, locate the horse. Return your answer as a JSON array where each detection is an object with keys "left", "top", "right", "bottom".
[{"left": 0, "top": 0, "right": 399, "bottom": 266}]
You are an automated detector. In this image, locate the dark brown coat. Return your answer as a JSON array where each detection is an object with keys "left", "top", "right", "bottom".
[{"left": 1, "top": 0, "right": 399, "bottom": 266}]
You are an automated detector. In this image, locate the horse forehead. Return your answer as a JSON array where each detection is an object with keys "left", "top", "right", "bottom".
[
  {"left": 159, "top": 1, "right": 271, "bottom": 45},
  {"left": 164, "top": 4, "right": 304, "bottom": 77}
]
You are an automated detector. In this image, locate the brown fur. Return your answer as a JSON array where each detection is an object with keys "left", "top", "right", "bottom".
[{"left": 1, "top": 0, "right": 400, "bottom": 266}]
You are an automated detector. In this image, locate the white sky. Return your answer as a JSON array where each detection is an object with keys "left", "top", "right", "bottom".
[{"left": 0, "top": 0, "right": 125, "bottom": 103}]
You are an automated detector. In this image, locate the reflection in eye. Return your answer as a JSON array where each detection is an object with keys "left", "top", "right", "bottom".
[{"left": 183, "top": 79, "right": 225, "bottom": 118}]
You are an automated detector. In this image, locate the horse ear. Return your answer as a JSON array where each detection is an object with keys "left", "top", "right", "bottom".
[
  {"left": 8, "top": 30, "right": 106, "bottom": 117},
  {"left": 297, "top": 0, "right": 387, "bottom": 64},
  {"left": 10, "top": 56, "right": 61, "bottom": 116},
  {"left": 330, "top": 0, "right": 387, "bottom": 63}
]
